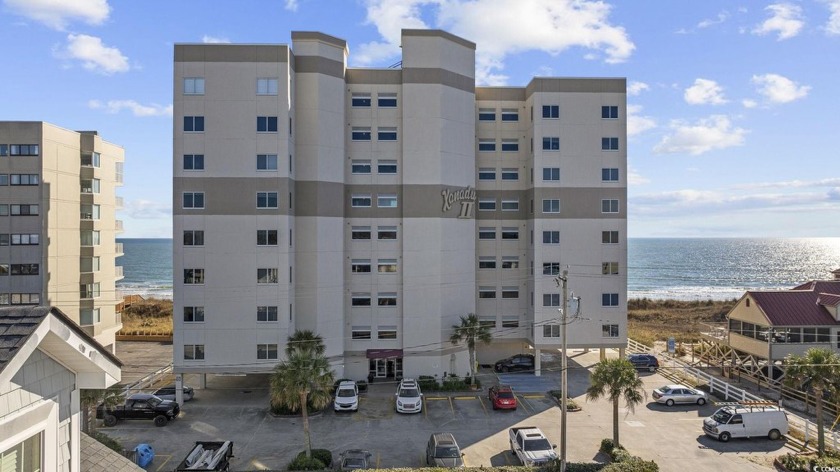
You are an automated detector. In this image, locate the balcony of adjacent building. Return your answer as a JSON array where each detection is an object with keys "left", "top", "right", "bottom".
[
  {"left": 115, "top": 265, "right": 124, "bottom": 281},
  {"left": 115, "top": 161, "right": 124, "bottom": 187},
  {"left": 115, "top": 195, "right": 124, "bottom": 209},
  {"left": 115, "top": 219, "right": 124, "bottom": 233},
  {"left": 115, "top": 242, "right": 124, "bottom": 256}
]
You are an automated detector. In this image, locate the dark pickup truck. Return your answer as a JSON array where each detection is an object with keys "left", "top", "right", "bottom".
[{"left": 97, "top": 393, "right": 180, "bottom": 427}]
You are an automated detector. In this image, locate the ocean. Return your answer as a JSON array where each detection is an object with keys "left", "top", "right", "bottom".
[{"left": 116, "top": 237, "right": 840, "bottom": 301}]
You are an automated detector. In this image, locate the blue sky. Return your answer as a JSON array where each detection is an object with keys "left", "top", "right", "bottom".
[{"left": 1, "top": 0, "right": 838, "bottom": 238}]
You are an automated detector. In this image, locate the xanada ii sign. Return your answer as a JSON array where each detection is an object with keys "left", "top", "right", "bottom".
[{"left": 441, "top": 186, "right": 476, "bottom": 219}]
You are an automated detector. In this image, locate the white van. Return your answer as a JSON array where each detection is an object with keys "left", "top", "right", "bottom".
[{"left": 702, "top": 403, "right": 788, "bottom": 442}]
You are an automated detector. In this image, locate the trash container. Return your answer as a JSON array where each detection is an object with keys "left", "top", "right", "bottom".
[{"left": 134, "top": 444, "right": 154, "bottom": 468}]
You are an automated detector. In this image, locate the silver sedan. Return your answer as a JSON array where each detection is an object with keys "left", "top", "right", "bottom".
[{"left": 652, "top": 384, "right": 708, "bottom": 406}]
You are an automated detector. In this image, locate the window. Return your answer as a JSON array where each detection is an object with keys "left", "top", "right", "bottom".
[
  {"left": 257, "top": 230, "right": 278, "bottom": 245},
  {"left": 501, "top": 287, "right": 519, "bottom": 299},
  {"left": 257, "top": 306, "right": 278, "bottom": 322},
  {"left": 257, "top": 154, "right": 278, "bottom": 170},
  {"left": 80, "top": 204, "right": 100, "bottom": 220},
  {"left": 501, "top": 139, "right": 519, "bottom": 152},
  {"left": 80, "top": 256, "right": 100, "bottom": 273},
  {"left": 378, "top": 326, "right": 398, "bottom": 339},
  {"left": 602, "top": 168, "right": 619, "bottom": 182},
  {"left": 543, "top": 262, "right": 560, "bottom": 276},
  {"left": 11, "top": 234, "right": 40, "bottom": 245},
  {"left": 256, "top": 78, "right": 278, "bottom": 95},
  {"left": 352, "top": 127, "right": 371, "bottom": 141},
  {"left": 501, "top": 227, "right": 519, "bottom": 240},
  {"left": 478, "top": 168, "right": 496, "bottom": 180},
  {"left": 478, "top": 227, "right": 496, "bottom": 240},
  {"left": 502, "top": 316, "right": 519, "bottom": 328},
  {"left": 10, "top": 144, "right": 39, "bottom": 156},
  {"left": 602, "top": 324, "right": 619, "bottom": 337},
  {"left": 377, "top": 160, "right": 397, "bottom": 174},
  {"left": 184, "top": 344, "right": 205, "bottom": 360},
  {"left": 184, "top": 306, "right": 205, "bottom": 323},
  {"left": 478, "top": 108, "right": 495, "bottom": 121},
  {"left": 181, "top": 230, "right": 203, "bottom": 246},
  {"left": 378, "top": 259, "right": 397, "bottom": 273},
  {"left": 80, "top": 230, "right": 99, "bottom": 246},
  {"left": 601, "top": 199, "right": 619, "bottom": 213},
  {"left": 184, "top": 77, "right": 205, "bottom": 95},
  {"left": 184, "top": 154, "right": 204, "bottom": 170},
  {"left": 542, "top": 105, "right": 559, "bottom": 119},
  {"left": 543, "top": 294, "right": 560, "bottom": 307},
  {"left": 352, "top": 93, "right": 371, "bottom": 107},
  {"left": 0, "top": 204, "right": 6, "bottom": 216},
  {"left": 1, "top": 433, "right": 42, "bottom": 472},
  {"left": 377, "top": 226, "right": 397, "bottom": 240},
  {"left": 11, "top": 264, "right": 39, "bottom": 275},
  {"left": 478, "top": 139, "right": 496, "bottom": 151},
  {"left": 0, "top": 175, "right": 6, "bottom": 186},
  {"left": 378, "top": 293, "right": 397, "bottom": 306},
  {"left": 352, "top": 226, "right": 371, "bottom": 240},
  {"left": 501, "top": 168, "right": 519, "bottom": 181},
  {"left": 351, "top": 293, "right": 371, "bottom": 306},
  {"left": 602, "top": 230, "right": 619, "bottom": 244},
  {"left": 0, "top": 264, "right": 7, "bottom": 275},
  {"left": 183, "top": 192, "right": 205, "bottom": 209},
  {"left": 10, "top": 293, "right": 39, "bottom": 305},
  {"left": 501, "top": 108, "right": 519, "bottom": 121},
  {"left": 479, "top": 317, "right": 496, "bottom": 328},
  {"left": 80, "top": 283, "right": 100, "bottom": 299},
  {"left": 257, "top": 116, "right": 278, "bottom": 132},
  {"left": 184, "top": 269, "right": 205, "bottom": 284},
  {"left": 257, "top": 344, "right": 279, "bottom": 360},
  {"left": 543, "top": 168, "right": 560, "bottom": 181},
  {"left": 602, "top": 137, "right": 619, "bottom": 151},
  {"left": 80, "top": 308, "right": 101, "bottom": 326},
  {"left": 602, "top": 262, "right": 619, "bottom": 275},
  {"left": 479, "top": 287, "right": 496, "bottom": 299},
  {"left": 542, "top": 137, "right": 560, "bottom": 151},
  {"left": 184, "top": 116, "right": 204, "bottom": 132},
  {"left": 10, "top": 174, "right": 39, "bottom": 185},
  {"left": 543, "top": 324, "right": 560, "bottom": 337},
  {"left": 10, "top": 205, "right": 39, "bottom": 216},
  {"left": 257, "top": 192, "right": 278, "bottom": 208},
  {"left": 351, "top": 160, "right": 372, "bottom": 174},
  {"left": 501, "top": 256, "right": 519, "bottom": 269},
  {"left": 478, "top": 198, "right": 496, "bottom": 211},
  {"left": 542, "top": 199, "right": 560, "bottom": 213},
  {"left": 351, "top": 259, "right": 371, "bottom": 273},
  {"left": 351, "top": 195, "right": 372, "bottom": 207},
  {"left": 81, "top": 151, "right": 100, "bottom": 167},
  {"left": 601, "top": 105, "right": 618, "bottom": 119},
  {"left": 478, "top": 257, "right": 496, "bottom": 269},
  {"left": 602, "top": 293, "right": 619, "bottom": 306},
  {"left": 378, "top": 127, "right": 397, "bottom": 141},
  {"left": 80, "top": 178, "right": 100, "bottom": 193},
  {"left": 377, "top": 194, "right": 398, "bottom": 208},
  {"left": 378, "top": 93, "right": 397, "bottom": 107},
  {"left": 501, "top": 199, "right": 519, "bottom": 211},
  {"left": 352, "top": 326, "right": 372, "bottom": 340},
  {"left": 257, "top": 268, "right": 279, "bottom": 284},
  {"left": 0, "top": 144, "right": 6, "bottom": 156},
  {"left": 543, "top": 231, "right": 560, "bottom": 244}
]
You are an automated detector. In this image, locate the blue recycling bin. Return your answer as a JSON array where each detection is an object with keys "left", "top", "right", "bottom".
[{"left": 134, "top": 444, "right": 154, "bottom": 468}]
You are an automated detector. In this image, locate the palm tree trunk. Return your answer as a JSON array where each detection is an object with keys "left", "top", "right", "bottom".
[
  {"left": 469, "top": 345, "right": 476, "bottom": 386},
  {"left": 300, "top": 391, "right": 311, "bottom": 458},
  {"left": 816, "top": 391, "right": 825, "bottom": 456},
  {"left": 613, "top": 397, "right": 620, "bottom": 447}
]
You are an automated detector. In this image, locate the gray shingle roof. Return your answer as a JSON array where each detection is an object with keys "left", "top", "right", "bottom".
[
  {"left": 80, "top": 432, "right": 143, "bottom": 472},
  {"left": 0, "top": 306, "right": 51, "bottom": 374}
]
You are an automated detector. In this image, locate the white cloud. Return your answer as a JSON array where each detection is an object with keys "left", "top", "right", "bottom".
[
  {"left": 59, "top": 34, "right": 128, "bottom": 74},
  {"left": 751, "top": 73, "right": 810, "bottom": 103},
  {"left": 4, "top": 0, "right": 109, "bottom": 30},
  {"left": 684, "top": 78, "right": 728, "bottom": 105},
  {"left": 202, "top": 35, "right": 230, "bottom": 44},
  {"left": 742, "top": 99, "right": 758, "bottom": 108},
  {"left": 698, "top": 11, "right": 729, "bottom": 28},
  {"left": 753, "top": 3, "right": 804, "bottom": 40},
  {"left": 627, "top": 104, "right": 656, "bottom": 136},
  {"left": 627, "top": 168, "right": 650, "bottom": 186},
  {"left": 653, "top": 115, "right": 747, "bottom": 156},
  {"left": 825, "top": 0, "right": 840, "bottom": 34},
  {"left": 88, "top": 99, "right": 172, "bottom": 117},
  {"left": 733, "top": 178, "right": 840, "bottom": 190},
  {"left": 285, "top": 0, "right": 299, "bottom": 11},
  {"left": 124, "top": 199, "right": 172, "bottom": 220},
  {"left": 356, "top": 0, "right": 635, "bottom": 84},
  {"left": 627, "top": 81, "right": 649, "bottom": 96}
]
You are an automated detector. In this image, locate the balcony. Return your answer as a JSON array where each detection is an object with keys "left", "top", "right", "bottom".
[
  {"left": 115, "top": 242, "right": 124, "bottom": 256},
  {"left": 115, "top": 220, "right": 124, "bottom": 233},
  {"left": 115, "top": 162, "right": 124, "bottom": 186},
  {"left": 115, "top": 196, "right": 124, "bottom": 209},
  {"left": 115, "top": 265, "right": 124, "bottom": 280}
]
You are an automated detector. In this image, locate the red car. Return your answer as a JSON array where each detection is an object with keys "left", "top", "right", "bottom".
[{"left": 489, "top": 385, "right": 517, "bottom": 410}]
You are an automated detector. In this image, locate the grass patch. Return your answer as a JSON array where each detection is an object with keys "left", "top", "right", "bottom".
[
  {"left": 628, "top": 298, "right": 736, "bottom": 345},
  {"left": 119, "top": 298, "right": 173, "bottom": 335}
]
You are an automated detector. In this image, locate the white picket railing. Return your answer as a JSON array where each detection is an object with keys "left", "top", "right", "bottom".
[{"left": 122, "top": 363, "right": 173, "bottom": 395}]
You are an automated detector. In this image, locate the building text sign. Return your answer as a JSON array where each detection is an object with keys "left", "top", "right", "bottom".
[{"left": 441, "top": 186, "right": 476, "bottom": 219}]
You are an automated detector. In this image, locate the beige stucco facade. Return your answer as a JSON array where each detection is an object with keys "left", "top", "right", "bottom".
[{"left": 173, "top": 30, "right": 627, "bottom": 380}]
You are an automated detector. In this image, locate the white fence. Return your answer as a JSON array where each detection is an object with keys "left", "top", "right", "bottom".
[{"left": 123, "top": 363, "right": 173, "bottom": 396}]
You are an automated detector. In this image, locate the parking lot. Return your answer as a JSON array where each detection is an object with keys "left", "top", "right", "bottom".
[{"left": 105, "top": 349, "right": 788, "bottom": 471}]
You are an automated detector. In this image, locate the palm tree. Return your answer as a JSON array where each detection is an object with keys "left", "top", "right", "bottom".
[
  {"left": 271, "top": 331, "right": 334, "bottom": 458},
  {"left": 449, "top": 313, "right": 493, "bottom": 386},
  {"left": 80, "top": 387, "right": 124, "bottom": 433},
  {"left": 585, "top": 358, "right": 646, "bottom": 448},
  {"left": 784, "top": 348, "right": 840, "bottom": 456}
]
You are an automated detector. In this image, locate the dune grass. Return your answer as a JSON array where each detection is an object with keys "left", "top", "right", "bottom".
[
  {"left": 627, "top": 298, "right": 736, "bottom": 346},
  {"left": 119, "top": 298, "right": 173, "bottom": 334}
]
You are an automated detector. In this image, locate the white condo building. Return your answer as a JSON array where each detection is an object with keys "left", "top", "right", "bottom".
[{"left": 173, "top": 30, "right": 627, "bottom": 381}]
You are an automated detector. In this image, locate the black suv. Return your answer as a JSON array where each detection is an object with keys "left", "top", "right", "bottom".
[
  {"left": 494, "top": 354, "right": 535, "bottom": 373},
  {"left": 628, "top": 354, "right": 660, "bottom": 372}
]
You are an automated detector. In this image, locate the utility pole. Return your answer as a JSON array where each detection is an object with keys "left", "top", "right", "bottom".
[{"left": 554, "top": 269, "right": 569, "bottom": 472}]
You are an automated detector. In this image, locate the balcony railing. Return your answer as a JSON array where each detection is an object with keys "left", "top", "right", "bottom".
[
  {"left": 115, "top": 242, "right": 124, "bottom": 255},
  {"left": 115, "top": 196, "right": 124, "bottom": 208},
  {"left": 115, "top": 220, "right": 124, "bottom": 232},
  {"left": 115, "top": 266, "right": 124, "bottom": 278}
]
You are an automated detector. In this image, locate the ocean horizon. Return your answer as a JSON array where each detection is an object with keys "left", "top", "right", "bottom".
[{"left": 117, "top": 237, "right": 840, "bottom": 302}]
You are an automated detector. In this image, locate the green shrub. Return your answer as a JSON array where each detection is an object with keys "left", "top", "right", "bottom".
[
  {"left": 778, "top": 452, "right": 840, "bottom": 472},
  {"left": 303, "top": 449, "right": 332, "bottom": 467},
  {"left": 418, "top": 375, "right": 438, "bottom": 391},
  {"left": 287, "top": 455, "right": 325, "bottom": 471},
  {"left": 269, "top": 402, "right": 321, "bottom": 416},
  {"left": 599, "top": 438, "right": 616, "bottom": 454},
  {"left": 91, "top": 431, "right": 123, "bottom": 454},
  {"left": 563, "top": 462, "right": 605, "bottom": 472},
  {"left": 610, "top": 448, "right": 632, "bottom": 463},
  {"left": 600, "top": 456, "right": 659, "bottom": 472}
]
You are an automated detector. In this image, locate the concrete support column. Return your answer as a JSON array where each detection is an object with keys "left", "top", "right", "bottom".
[
  {"left": 175, "top": 374, "right": 184, "bottom": 405},
  {"left": 599, "top": 348, "right": 606, "bottom": 361},
  {"left": 198, "top": 373, "right": 206, "bottom": 389},
  {"left": 619, "top": 347, "right": 626, "bottom": 358},
  {"left": 583, "top": 348, "right": 589, "bottom": 353},
  {"left": 534, "top": 348, "right": 541, "bottom": 377}
]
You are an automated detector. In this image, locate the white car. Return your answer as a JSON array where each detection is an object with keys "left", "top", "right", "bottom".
[
  {"left": 334, "top": 381, "right": 359, "bottom": 412},
  {"left": 652, "top": 384, "right": 708, "bottom": 406},
  {"left": 395, "top": 378, "right": 423, "bottom": 414}
]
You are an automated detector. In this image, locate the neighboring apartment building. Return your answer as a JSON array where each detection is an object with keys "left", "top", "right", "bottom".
[
  {"left": 0, "top": 122, "right": 125, "bottom": 352},
  {"left": 173, "top": 30, "right": 627, "bottom": 382}
]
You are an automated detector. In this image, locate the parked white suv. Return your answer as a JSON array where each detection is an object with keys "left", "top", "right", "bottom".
[
  {"left": 395, "top": 378, "right": 423, "bottom": 414},
  {"left": 334, "top": 381, "right": 359, "bottom": 412}
]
